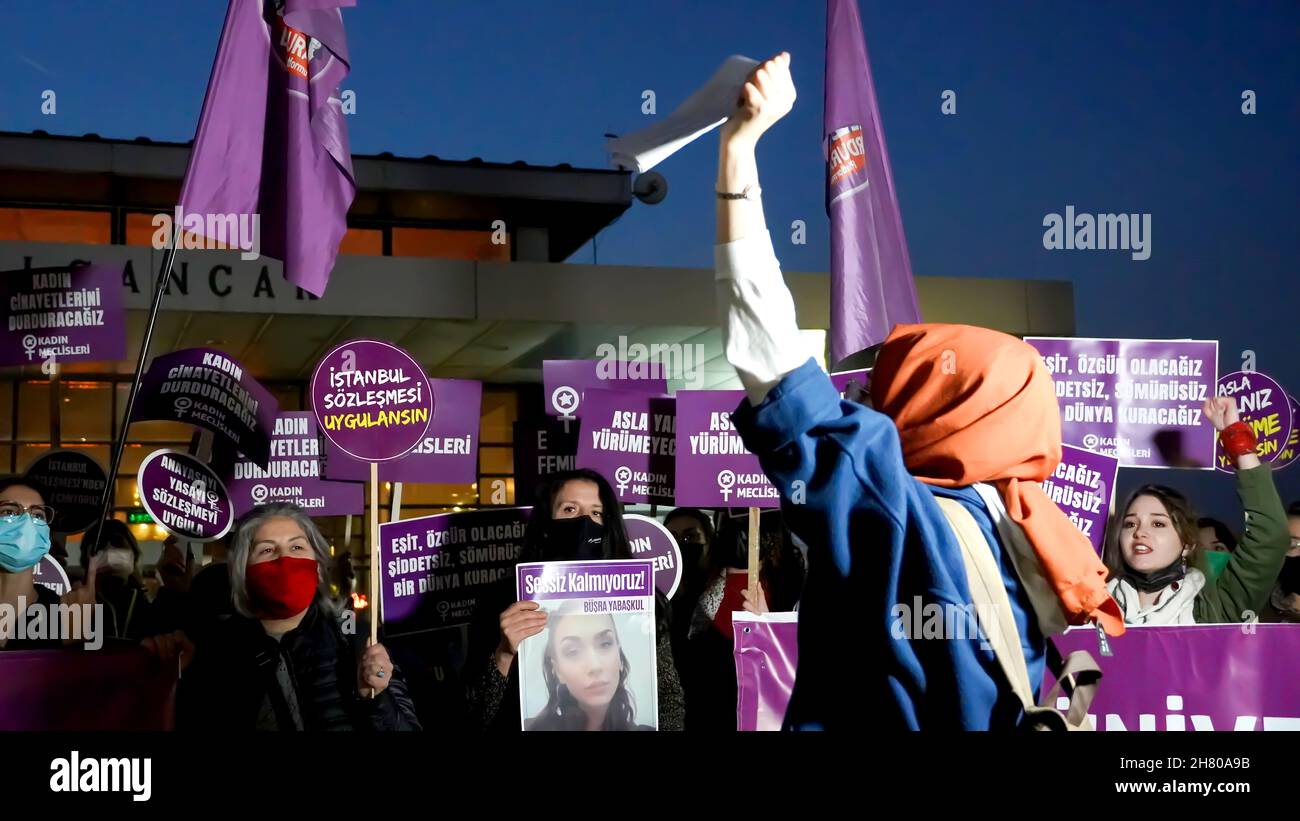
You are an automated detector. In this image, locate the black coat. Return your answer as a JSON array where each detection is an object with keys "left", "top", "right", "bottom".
[{"left": 179, "top": 601, "right": 420, "bottom": 731}]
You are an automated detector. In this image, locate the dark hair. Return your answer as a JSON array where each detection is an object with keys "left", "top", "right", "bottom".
[
  {"left": 0, "top": 477, "right": 49, "bottom": 505},
  {"left": 520, "top": 469, "right": 630, "bottom": 563},
  {"left": 664, "top": 507, "right": 715, "bottom": 543},
  {"left": 79, "top": 519, "right": 141, "bottom": 570},
  {"left": 1287, "top": 501, "right": 1300, "bottom": 519},
  {"left": 1103, "top": 485, "right": 1203, "bottom": 579},
  {"left": 1196, "top": 517, "right": 1238, "bottom": 552},
  {"left": 707, "top": 510, "right": 807, "bottom": 610},
  {"left": 525, "top": 603, "right": 639, "bottom": 731}
]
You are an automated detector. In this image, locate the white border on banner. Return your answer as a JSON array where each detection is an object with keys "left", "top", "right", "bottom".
[
  {"left": 1025, "top": 336, "right": 1220, "bottom": 471},
  {"left": 135, "top": 448, "right": 234, "bottom": 543},
  {"left": 732, "top": 611, "right": 798, "bottom": 624}
]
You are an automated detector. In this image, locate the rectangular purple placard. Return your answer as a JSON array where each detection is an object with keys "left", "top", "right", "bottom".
[
  {"left": 674, "top": 390, "right": 779, "bottom": 508},
  {"left": 543, "top": 359, "right": 667, "bottom": 419},
  {"left": 0, "top": 263, "right": 126, "bottom": 367},
  {"left": 734, "top": 612, "right": 799, "bottom": 731},
  {"left": 1045, "top": 625, "right": 1300, "bottom": 730},
  {"left": 228, "top": 412, "right": 364, "bottom": 517},
  {"left": 379, "top": 507, "right": 530, "bottom": 635},
  {"left": 1043, "top": 445, "right": 1120, "bottom": 554},
  {"left": 323, "top": 379, "right": 482, "bottom": 484},
  {"left": 575, "top": 389, "right": 675, "bottom": 504},
  {"left": 132, "top": 347, "right": 279, "bottom": 466},
  {"left": 1025, "top": 337, "right": 1218, "bottom": 468},
  {"left": 517, "top": 560, "right": 656, "bottom": 602}
]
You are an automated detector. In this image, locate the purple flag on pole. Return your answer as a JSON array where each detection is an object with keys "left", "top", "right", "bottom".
[
  {"left": 179, "top": 0, "right": 356, "bottom": 297},
  {"left": 824, "top": 0, "right": 920, "bottom": 367}
]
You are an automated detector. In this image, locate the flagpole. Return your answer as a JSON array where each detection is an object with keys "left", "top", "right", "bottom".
[{"left": 90, "top": 223, "right": 182, "bottom": 558}]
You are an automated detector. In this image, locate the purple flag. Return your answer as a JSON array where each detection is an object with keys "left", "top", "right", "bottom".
[
  {"left": 824, "top": 0, "right": 920, "bottom": 366},
  {"left": 180, "top": 0, "right": 356, "bottom": 297}
]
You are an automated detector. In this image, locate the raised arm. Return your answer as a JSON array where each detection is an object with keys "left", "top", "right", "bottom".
[{"left": 715, "top": 52, "right": 808, "bottom": 405}]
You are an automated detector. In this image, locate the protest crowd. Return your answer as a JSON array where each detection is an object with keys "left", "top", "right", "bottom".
[{"left": 2, "top": 3, "right": 1298, "bottom": 739}]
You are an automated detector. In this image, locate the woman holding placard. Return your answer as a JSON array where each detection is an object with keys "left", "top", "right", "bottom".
[
  {"left": 1101, "top": 395, "right": 1290, "bottom": 624},
  {"left": 178, "top": 502, "right": 420, "bottom": 731},
  {"left": 465, "top": 468, "right": 685, "bottom": 731}
]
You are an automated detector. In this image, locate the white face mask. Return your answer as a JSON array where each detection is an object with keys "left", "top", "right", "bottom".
[{"left": 104, "top": 547, "right": 135, "bottom": 578}]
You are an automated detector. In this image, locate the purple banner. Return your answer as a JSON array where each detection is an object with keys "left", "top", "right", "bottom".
[
  {"left": 22, "top": 450, "right": 109, "bottom": 534},
  {"left": 674, "top": 390, "right": 779, "bottom": 508},
  {"left": 824, "top": 0, "right": 921, "bottom": 366},
  {"left": 323, "top": 379, "right": 481, "bottom": 483},
  {"left": 517, "top": 560, "right": 656, "bottom": 602},
  {"left": 179, "top": 0, "right": 355, "bottom": 297},
  {"left": 33, "top": 555, "right": 71, "bottom": 597},
  {"left": 133, "top": 347, "right": 279, "bottom": 467},
  {"left": 0, "top": 264, "right": 126, "bottom": 368},
  {"left": 513, "top": 418, "right": 580, "bottom": 507},
  {"left": 1044, "top": 625, "right": 1300, "bottom": 731},
  {"left": 379, "top": 507, "right": 530, "bottom": 635},
  {"left": 228, "top": 412, "right": 363, "bottom": 517},
  {"left": 624, "top": 514, "right": 683, "bottom": 599},
  {"left": 310, "top": 338, "right": 433, "bottom": 463},
  {"left": 575, "top": 389, "right": 675, "bottom": 505},
  {"left": 1026, "top": 337, "right": 1219, "bottom": 468},
  {"left": 516, "top": 559, "right": 659, "bottom": 731},
  {"left": 734, "top": 612, "right": 799, "bottom": 732},
  {"left": 0, "top": 649, "right": 176, "bottom": 731},
  {"left": 543, "top": 360, "right": 667, "bottom": 420},
  {"left": 137, "top": 449, "right": 234, "bottom": 542},
  {"left": 1043, "top": 445, "right": 1120, "bottom": 554},
  {"left": 1275, "top": 395, "right": 1299, "bottom": 471},
  {"left": 1215, "top": 371, "right": 1293, "bottom": 473}
]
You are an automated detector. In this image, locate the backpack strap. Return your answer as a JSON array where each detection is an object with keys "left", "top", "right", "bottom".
[{"left": 933, "top": 496, "right": 1099, "bottom": 731}]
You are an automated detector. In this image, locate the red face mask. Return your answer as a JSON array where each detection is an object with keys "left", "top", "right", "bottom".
[{"left": 245, "top": 556, "right": 319, "bottom": 619}]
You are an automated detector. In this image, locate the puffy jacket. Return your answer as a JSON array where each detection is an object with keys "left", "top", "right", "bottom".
[{"left": 179, "top": 600, "right": 420, "bottom": 731}]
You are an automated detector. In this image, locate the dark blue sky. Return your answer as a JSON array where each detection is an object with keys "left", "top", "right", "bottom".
[{"left": 2, "top": 0, "right": 1297, "bottom": 516}]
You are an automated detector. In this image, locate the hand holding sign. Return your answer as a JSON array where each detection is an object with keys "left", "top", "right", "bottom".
[
  {"left": 720, "top": 52, "right": 796, "bottom": 148},
  {"left": 140, "top": 630, "right": 196, "bottom": 674},
  {"left": 358, "top": 639, "right": 394, "bottom": 696},
  {"left": 495, "top": 600, "right": 548, "bottom": 676}
]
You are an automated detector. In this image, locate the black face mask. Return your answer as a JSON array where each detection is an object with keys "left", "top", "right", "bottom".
[
  {"left": 1122, "top": 556, "right": 1185, "bottom": 593},
  {"left": 1278, "top": 556, "right": 1300, "bottom": 596},
  {"left": 540, "top": 516, "right": 606, "bottom": 561}
]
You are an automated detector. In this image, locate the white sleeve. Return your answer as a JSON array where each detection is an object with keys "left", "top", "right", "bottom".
[{"left": 715, "top": 230, "right": 809, "bottom": 405}]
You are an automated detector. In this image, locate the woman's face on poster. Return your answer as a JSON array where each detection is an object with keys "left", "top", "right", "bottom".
[{"left": 551, "top": 613, "right": 620, "bottom": 711}]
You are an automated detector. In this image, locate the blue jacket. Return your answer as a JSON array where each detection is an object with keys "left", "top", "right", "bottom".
[{"left": 731, "top": 359, "right": 1045, "bottom": 730}]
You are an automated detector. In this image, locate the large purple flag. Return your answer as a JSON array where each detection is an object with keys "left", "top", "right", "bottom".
[
  {"left": 824, "top": 0, "right": 920, "bottom": 366},
  {"left": 180, "top": 0, "right": 356, "bottom": 297}
]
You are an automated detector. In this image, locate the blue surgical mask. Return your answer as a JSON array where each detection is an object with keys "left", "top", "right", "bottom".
[{"left": 0, "top": 514, "right": 52, "bottom": 573}]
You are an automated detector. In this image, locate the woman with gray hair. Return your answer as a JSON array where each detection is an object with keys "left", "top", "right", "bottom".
[{"left": 178, "top": 502, "right": 420, "bottom": 731}]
